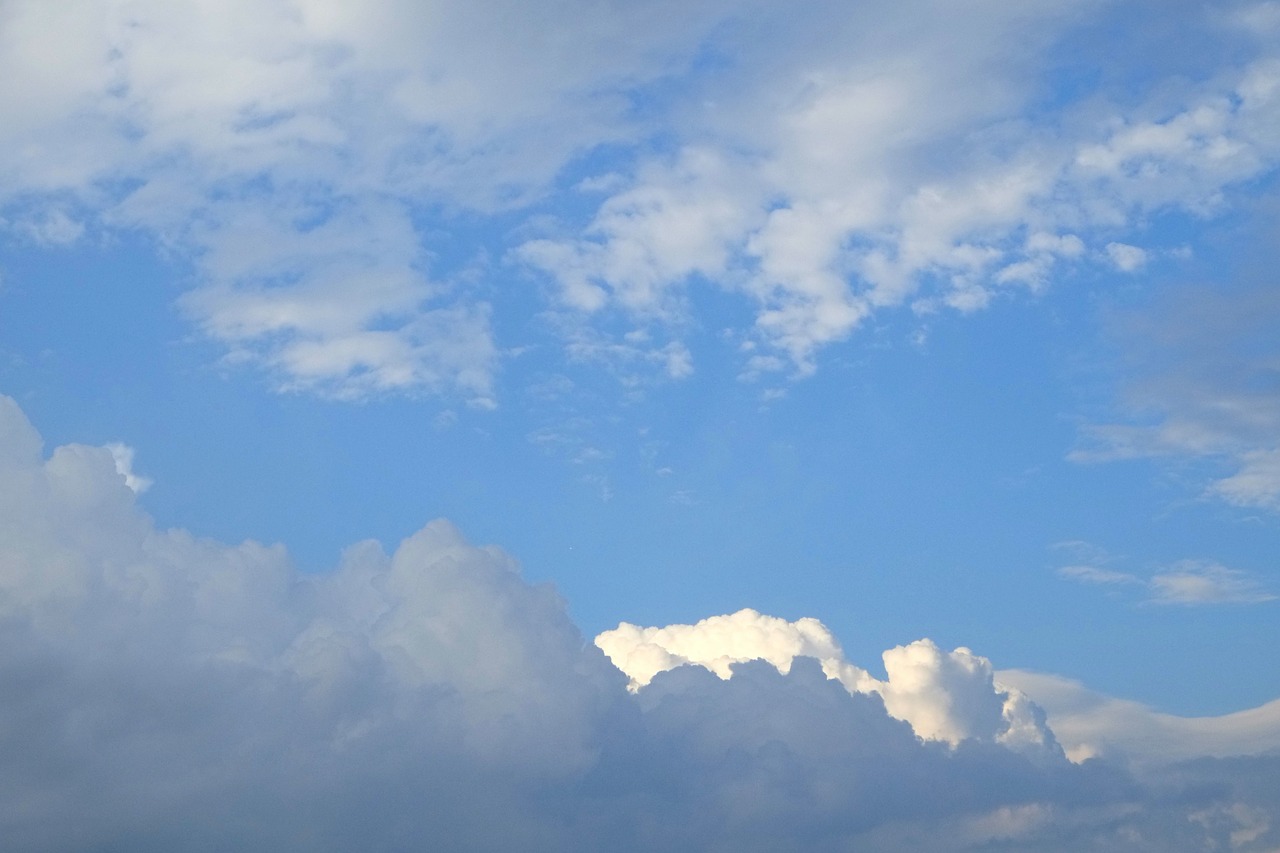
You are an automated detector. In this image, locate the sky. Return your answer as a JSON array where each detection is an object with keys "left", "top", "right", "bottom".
[{"left": 1, "top": 0, "right": 1280, "bottom": 849}]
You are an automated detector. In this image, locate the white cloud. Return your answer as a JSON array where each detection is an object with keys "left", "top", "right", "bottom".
[
  {"left": 595, "top": 609, "right": 1059, "bottom": 755},
  {"left": 520, "top": 147, "right": 765, "bottom": 317},
  {"left": 2, "top": 1, "right": 1278, "bottom": 397},
  {"left": 1000, "top": 668, "right": 1280, "bottom": 766},
  {"left": 105, "top": 442, "right": 153, "bottom": 494},
  {"left": 0, "top": 0, "right": 735, "bottom": 399},
  {"left": 1212, "top": 449, "right": 1280, "bottom": 510},
  {"left": 522, "top": 12, "right": 1280, "bottom": 378},
  {"left": 595, "top": 608, "right": 868, "bottom": 690},
  {"left": 1105, "top": 242, "right": 1149, "bottom": 272}
]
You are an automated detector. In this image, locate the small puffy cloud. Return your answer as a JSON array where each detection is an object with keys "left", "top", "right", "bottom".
[
  {"left": 595, "top": 608, "right": 867, "bottom": 689},
  {"left": 1105, "top": 241, "right": 1149, "bottom": 272},
  {"left": 1027, "top": 232, "right": 1086, "bottom": 258}
]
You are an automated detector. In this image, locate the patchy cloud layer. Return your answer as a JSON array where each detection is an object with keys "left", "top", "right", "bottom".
[
  {"left": 2, "top": 394, "right": 1280, "bottom": 851},
  {"left": 2, "top": 0, "right": 1280, "bottom": 400}
]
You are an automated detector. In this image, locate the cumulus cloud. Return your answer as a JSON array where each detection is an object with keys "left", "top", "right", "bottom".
[
  {"left": 596, "top": 609, "right": 1061, "bottom": 756},
  {"left": 2, "top": 393, "right": 1280, "bottom": 851},
  {"left": 105, "top": 442, "right": 152, "bottom": 494},
  {"left": 519, "top": 2, "right": 1280, "bottom": 376},
  {"left": 0, "top": 394, "right": 618, "bottom": 850},
  {"left": 595, "top": 608, "right": 862, "bottom": 689},
  {"left": 2, "top": 1, "right": 1280, "bottom": 395},
  {"left": 0, "top": 0, "right": 730, "bottom": 398}
]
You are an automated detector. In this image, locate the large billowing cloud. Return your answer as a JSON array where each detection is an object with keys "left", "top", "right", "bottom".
[
  {"left": 2, "top": 1, "right": 1279, "bottom": 398},
  {"left": 0, "top": 396, "right": 617, "bottom": 849},
  {"left": 2, "top": 393, "right": 1280, "bottom": 851}
]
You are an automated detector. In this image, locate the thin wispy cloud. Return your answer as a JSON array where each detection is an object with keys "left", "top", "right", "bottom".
[
  {"left": 1057, "top": 565, "right": 1144, "bottom": 586},
  {"left": 1059, "top": 557, "right": 1276, "bottom": 606},
  {"left": 1148, "top": 561, "right": 1278, "bottom": 606},
  {"left": 1071, "top": 282, "right": 1280, "bottom": 513}
]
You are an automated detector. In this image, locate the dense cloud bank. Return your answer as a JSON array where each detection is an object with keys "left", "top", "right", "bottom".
[{"left": 1, "top": 395, "right": 1278, "bottom": 851}]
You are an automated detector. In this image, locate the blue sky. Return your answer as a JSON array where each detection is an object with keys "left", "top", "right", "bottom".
[{"left": 2, "top": 0, "right": 1280, "bottom": 848}]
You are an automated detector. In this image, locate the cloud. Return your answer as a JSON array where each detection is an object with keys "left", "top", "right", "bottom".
[
  {"left": 1105, "top": 242, "right": 1148, "bottom": 272},
  {"left": 595, "top": 608, "right": 1060, "bottom": 755},
  {"left": 0, "top": 0, "right": 730, "bottom": 399},
  {"left": 3, "top": 207, "right": 84, "bottom": 245},
  {"left": 3, "top": 392, "right": 1280, "bottom": 849},
  {"left": 1072, "top": 281, "right": 1280, "bottom": 512},
  {"left": 999, "top": 668, "right": 1280, "bottom": 766},
  {"left": 596, "top": 608, "right": 864, "bottom": 687},
  {"left": 175, "top": 199, "right": 500, "bottom": 402},
  {"left": 3, "top": 1, "right": 1280, "bottom": 397},
  {"left": 0, "top": 394, "right": 618, "bottom": 850},
  {"left": 1148, "top": 561, "right": 1278, "bottom": 605},
  {"left": 519, "top": 3, "right": 1280, "bottom": 376},
  {"left": 1212, "top": 449, "right": 1280, "bottom": 510},
  {"left": 105, "top": 442, "right": 152, "bottom": 494},
  {"left": 1058, "top": 557, "right": 1275, "bottom": 606},
  {"left": 1057, "top": 565, "right": 1143, "bottom": 585}
]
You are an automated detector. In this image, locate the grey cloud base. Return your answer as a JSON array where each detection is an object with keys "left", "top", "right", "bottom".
[{"left": 0, "top": 395, "right": 1276, "bottom": 852}]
